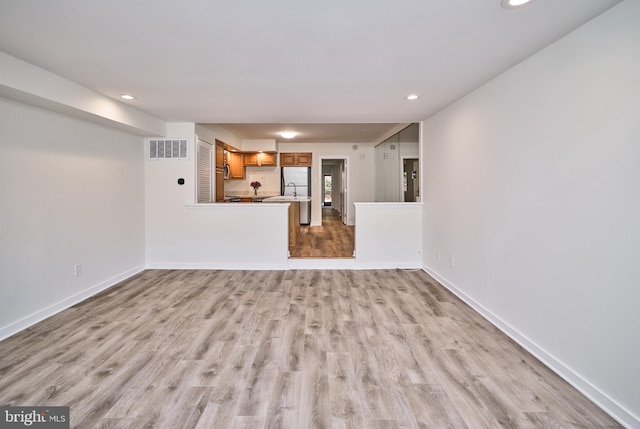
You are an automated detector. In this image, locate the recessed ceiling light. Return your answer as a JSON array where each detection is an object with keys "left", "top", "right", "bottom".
[
  {"left": 406, "top": 94, "right": 419, "bottom": 100},
  {"left": 120, "top": 94, "right": 136, "bottom": 100},
  {"left": 280, "top": 131, "right": 297, "bottom": 139},
  {"left": 501, "top": 0, "right": 534, "bottom": 8}
]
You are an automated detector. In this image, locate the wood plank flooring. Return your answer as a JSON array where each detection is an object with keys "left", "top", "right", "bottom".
[
  {"left": 290, "top": 208, "right": 354, "bottom": 258},
  {"left": 0, "top": 269, "right": 621, "bottom": 428}
]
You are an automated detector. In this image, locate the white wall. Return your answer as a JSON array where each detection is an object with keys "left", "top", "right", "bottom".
[
  {"left": 145, "top": 124, "right": 290, "bottom": 269},
  {"left": 278, "top": 142, "right": 375, "bottom": 225},
  {"left": 196, "top": 123, "right": 241, "bottom": 149},
  {"left": 145, "top": 203, "right": 289, "bottom": 269},
  {"left": 355, "top": 203, "right": 422, "bottom": 269},
  {"left": 0, "top": 97, "right": 146, "bottom": 339},
  {"left": 421, "top": 2, "right": 640, "bottom": 427}
]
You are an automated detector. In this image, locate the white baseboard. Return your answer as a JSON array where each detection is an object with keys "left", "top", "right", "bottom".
[
  {"left": 147, "top": 260, "right": 420, "bottom": 270},
  {"left": 146, "top": 262, "right": 290, "bottom": 270},
  {"left": 355, "top": 261, "right": 422, "bottom": 270},
  {"left": 0, "top": 265, "right": 145, "bottom": 342},
  {"left": 422, "top": 265, "right": 639, "bottom": 429},
  {"left": 288, "top": 258, "right": 357, "bottom": 270}
]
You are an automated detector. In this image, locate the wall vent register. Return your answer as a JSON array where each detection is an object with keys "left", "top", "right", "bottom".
[{"left": 148, "top": 139, "right": 188, "bottom": 159}]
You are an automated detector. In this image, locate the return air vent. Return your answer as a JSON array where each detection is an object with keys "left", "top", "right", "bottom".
[{"left": 148, "top": 139, "right": 188, "bottom": 160}]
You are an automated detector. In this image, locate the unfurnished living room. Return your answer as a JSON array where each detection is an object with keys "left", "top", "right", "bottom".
[{"left": 0, "top": 1, "right": 639, "bottom": 428}]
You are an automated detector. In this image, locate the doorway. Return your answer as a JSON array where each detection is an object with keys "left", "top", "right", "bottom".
[
  {"left": 288, "top": 157, "right": 353, "bottom": 259},
  {"left": 321, "top": 158, "right": 347, "bottom": 224},
  {"left": 323, "top": 175, "right": 332, "bottom": 207},
  {"left": 403, "top": 157, "right": 419, "bottom": 202}
]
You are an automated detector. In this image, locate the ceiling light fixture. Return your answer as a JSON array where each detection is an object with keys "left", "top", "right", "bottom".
[
  {"left": 406, "top": 94, "right": 419, "bottom": 100},
  {"left": 120, "top": 94, "right": 136, "bottom": 100},
  {"left": 279, "top": 131, "right": 297, "bottom": 139},
  {"left": 501, "top": 0, "right": 534, "bottom": 9}
]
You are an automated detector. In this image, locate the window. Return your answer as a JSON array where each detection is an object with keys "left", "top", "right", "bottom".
[{"left": 323, "top": 175, "right": 332, "bottom": 206}]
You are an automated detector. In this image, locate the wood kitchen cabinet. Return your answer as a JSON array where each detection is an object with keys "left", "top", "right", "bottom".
[
  {"left": 244, "top": 152, "right": 277, "bottom": 167},
  {"left": 215, "top": 143, "right": 225, "bottom": 169},
  {"left": 227, "top": 151, "right": 245, "bottom": 179},
  {"left": 288, "top": 202, "right": 301, "bottom": 247},
  {"left": 280, "top": 152, "right": 312, "bottom": 167},
  {"left": 215, "top": 168, "right": 224, "bottom": 202},
  {"left": 296, "top": 153, "right": 312, "bottom": 166},
  {"left": 215, "top": 142, "right": 226, "bottom": 201}
]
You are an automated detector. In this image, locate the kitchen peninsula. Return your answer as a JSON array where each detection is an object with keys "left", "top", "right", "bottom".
[{"left": 262, "top": 196, "right": 311, "bottom": 248}]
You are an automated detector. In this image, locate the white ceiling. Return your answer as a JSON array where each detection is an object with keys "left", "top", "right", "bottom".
[
  {"left": 0, "top": 0, "right": 621, "bottom": 143},
  {"left": 215, "top": 123, "right": 409, "bottom": 144}
]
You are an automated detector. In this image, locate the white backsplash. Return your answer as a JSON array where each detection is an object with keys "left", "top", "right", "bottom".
[{"left": 224, "top": 166, "right": 280, "bottom": 196}]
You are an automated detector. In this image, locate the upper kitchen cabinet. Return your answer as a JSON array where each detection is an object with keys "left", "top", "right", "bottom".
[
  {"left": 280, "top": 152, "right": 312, "bottom": 167},
  {"left": 227, "top": 151, "right": 245, "bottom": 179},
  {"left": 244, "top": 152, "right": 277, "bottom": 167}
]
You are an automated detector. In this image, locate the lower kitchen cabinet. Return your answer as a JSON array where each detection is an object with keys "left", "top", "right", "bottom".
[
  {"left": 215, "top": 168, "right": 224, "bottom": 202},
  {"left": 288, "top": 202, "right": 300, "bottom": 247}
]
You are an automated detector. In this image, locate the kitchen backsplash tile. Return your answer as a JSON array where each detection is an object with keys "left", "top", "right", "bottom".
[{"left": 224, "top": 166, "right": 280, "bottom": 195}]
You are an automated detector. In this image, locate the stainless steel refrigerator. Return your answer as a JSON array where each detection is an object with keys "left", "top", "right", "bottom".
[{"left": 281, "top": 167, "right": 311, "bottom": 225}]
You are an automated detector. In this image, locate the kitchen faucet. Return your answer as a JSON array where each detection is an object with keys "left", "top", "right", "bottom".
[{"left": 287, "top": 182, "right": 297, "bottom": 197}]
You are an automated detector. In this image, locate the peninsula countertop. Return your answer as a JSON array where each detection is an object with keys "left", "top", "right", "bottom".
[{"left": 262, "top": 196, "right": 312, "bottom": 202}]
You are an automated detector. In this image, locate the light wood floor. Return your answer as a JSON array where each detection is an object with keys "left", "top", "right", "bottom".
[
  {"left": 289, "top": 208, "right": 354, "bottom": 258},
  {"left": 0, "top": 269, "right": 620, "bottom": 428}
]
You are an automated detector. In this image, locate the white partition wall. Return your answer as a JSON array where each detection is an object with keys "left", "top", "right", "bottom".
[
  {"left": 354, "top": 203, "right": 422, "bottom": 269},
  {"left": 146, "top": 203, "right": 289, "bottom": 270}
]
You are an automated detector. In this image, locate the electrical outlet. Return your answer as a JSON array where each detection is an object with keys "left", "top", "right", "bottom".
[
  {"left": 438, "top": 250, "right": 441, "bottom": 260},
  {"left": 450, "top": 256, "right": 455, "bottom": 268},
  {"left": 74, "top": 264, "right": 82, "bottom": 277},
  {"left": 360, "top": 153, "right": 365, "bottom": 160}
]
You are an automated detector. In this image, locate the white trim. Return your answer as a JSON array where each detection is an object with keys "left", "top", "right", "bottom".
[
  {"left": 356, "top": 261, "right": 422, "bottom": 270},
  {"left": 288, "top": 258, "right": 356, "bottom": 270},
  {"left": 422, "top": 265, "right": 639, "bottom": 429},
  {"left": 146, "top": 262, "right": 289, "bottom": 270},
  {"left": 148, "top": 259, "right": 424, "bottom": 271},
  {"left": 0, "top": 265, "right": 145, "bottom": 342}
]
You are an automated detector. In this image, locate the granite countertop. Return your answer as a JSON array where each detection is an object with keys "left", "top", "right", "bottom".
[
  {"left": 224, "top": 192, "right": 279, "bottom": 202},
  {"left": 224, "top": 196, "right": 265, "bottom": 201},
  {"left": 262, "top": 196, "right": 312, "bottom": 202}
]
